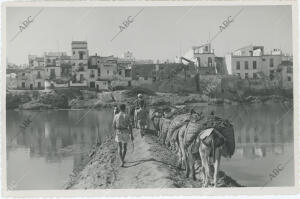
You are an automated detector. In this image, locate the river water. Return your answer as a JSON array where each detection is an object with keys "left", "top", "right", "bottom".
[{"left": 6, "top": 102, "right": 294, "bottom": 189}]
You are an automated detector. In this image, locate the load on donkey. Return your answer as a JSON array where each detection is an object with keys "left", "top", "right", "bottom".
[{"left": 150, "top": 106, "right": 235, "bottom": 187}]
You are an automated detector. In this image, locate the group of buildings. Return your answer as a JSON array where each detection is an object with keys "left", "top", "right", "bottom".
[
  {"left": 7, "top": 41, "right": 293, "bottom": 91},
  {"left": 9, "top": 41, "right": 154, "bottom": 90}
]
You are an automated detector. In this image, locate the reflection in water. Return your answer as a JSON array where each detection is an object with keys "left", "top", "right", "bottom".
[
  {"left": 194, "top": 103, "right": 294, "bottom": 187},
  {"left": 6, "top": 103, "right": 294, "bottom": 189},
  {"left": 7, "top": 109, "right": 113, "bottom": 190}
]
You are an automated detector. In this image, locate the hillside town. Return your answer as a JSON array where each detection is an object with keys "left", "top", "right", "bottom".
[{"left": 6, "top": 41, "right": 293, "bottom": 93}]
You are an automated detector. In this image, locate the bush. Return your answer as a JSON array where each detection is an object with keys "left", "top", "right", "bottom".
[
  {"left": 6, "top": 92, "right": 33, "bottom": 109},
  {"left": 39, "top": 92, "right": 69, "bottom": 108},
  {"left": 54, "top": 88, "right": 83, "bottom": 100},
  {"left": 6, "top": 93, "right": 21, "bottom": 109}
]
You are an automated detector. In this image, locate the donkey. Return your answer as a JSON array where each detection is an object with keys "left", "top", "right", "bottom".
[
  {"left": 176, "top": 110, "right": 204, "bottom": 180},
  {"left": 196, "top": 128, "right": 226, "bottom": 187}
]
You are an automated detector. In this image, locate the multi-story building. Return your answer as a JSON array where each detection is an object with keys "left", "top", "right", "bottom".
[
  {"left": 71, "top": 41, "right": 89, "bottom": 79},
  {"left": 116, "top": 58, "right": 132, "bottom": 80},
  {"left": 29, "top": 55, "right": 44, "bottom": 68},
  {"left": 86, "top": 54, "right": 132, "bottom": 90},
  {"left": 131, "top": 64, "right": 155, "bottom": 86},
  {"left": 87, "top": 54, "right": 99, "bottom": 88},
  {"left": 16, "top": 67, "right": 45, "bottom": 90},
  {"left": 44, "top": 52, "right": 67, "bottom": 80},
  {"left": 225, "top": 45, "right": 289, "bottom": 80},
  {"left": 192, "top": 43, "right": 217, "bottom": 75},
  {"left": 59, "top": 55, "right": 72, "bottom": 79},
  {"left": 99, "top": 56, "right": 118, "bottom": 80}
]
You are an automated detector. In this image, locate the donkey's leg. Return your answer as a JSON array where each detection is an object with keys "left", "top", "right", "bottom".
[
  {"left": 176, "top": 142, "right": 183, "bottom": 169},
  {"left": 180, "top": 139, "right": 189, "bottom": 177},
  {"left": 213, "top": 148, "right": 221, "bottom": 188},
  {"left": 188, "top": 146, "right": 196, "bottom": 180},
  {"left": 183, "top": 148, "right": 190, "bottom": 177},
  {"left": 199, "top": 143, "right": 209, "bottom": 187}
]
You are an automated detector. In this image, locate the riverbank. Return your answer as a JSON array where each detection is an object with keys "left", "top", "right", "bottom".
[
  {"left": 65, "top": 129, "right": 242, "bottom": 189},
  {"left": 6, "top": 88, "right": 293, "bottom": 110}
]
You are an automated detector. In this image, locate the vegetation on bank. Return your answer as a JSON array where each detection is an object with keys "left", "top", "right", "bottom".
[
  {"left": 6, "top": 83, "right": 292, "bottom": 110},
  {"left": 6, "top": 92, "right": 31, "bottom": 109},
  {"left": 6, "top": 88, "right": 83, "bottom": 110}
]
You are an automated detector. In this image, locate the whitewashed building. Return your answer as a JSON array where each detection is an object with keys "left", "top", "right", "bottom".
[{"left": 225, "top": 45, "right": 290, "bottom": 80}]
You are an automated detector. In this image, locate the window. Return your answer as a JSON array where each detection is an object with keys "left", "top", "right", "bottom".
[
  {"left": 270, "top": 70, "right": 274, "bottom": 80},
  {"left": 37, "top": 71, "right": 41, "bottom": 78},
  {"left": 107, "top": 70, "right": 109, "bottom": 75},
  {"left": 205, "top": 46, "right": 208, "bottom": 52},
  {"left": 208, "top": 57, "right": 213, "bottom": 67},
  {"left": 245, "top": 73, "right": 249, "bottom": 79},
  {"left": 22, "top": 82, "right": 25, "bottom": 88},
  {"left": 237, "top": 73, "right": 240, "bottom": 77},
  {"left": 98, "top": 68, "right": 101, "bottom": 76},
  {"left": 119, "top": 70, "right": 122, "bottom": 75},
  {"left": 288, "top": 76, "right": 291, "bottom": 82},
  {"left": 38, "top": 82, "right": 41, "bottom": 88},
  {"left": 90, "top": 70, "right": 95, "bottom": 78},
  {"left": 236, "top": 61, "right": 240, "bottom": 70},
  {"left": 253, "top": 61, "right": 257, "bottom": 69},
  {"left": 79, "top": 52, "right": 84, "bottom": 60},
  {"left": 270, "top": 58, "right": 274, "bottom": 67},
  {"left": 73, "top": 51, "right": 75, "bottom": 55},
  {"left": 22, "top": 73, "right": 25, "bottom": 76},
  {"left": 253, "top": 73, "right": 257, "bottom": 79},
  {"left": 50, "top": 69, "right": 56, "bottom": 79},
  {"left": 244, "top": 61, "right": 249, "bottom": 70}
]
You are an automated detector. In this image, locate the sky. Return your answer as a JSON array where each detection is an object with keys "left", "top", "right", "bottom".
[{"left": 6, "top": 5, "right": 293, "bottom": 65}]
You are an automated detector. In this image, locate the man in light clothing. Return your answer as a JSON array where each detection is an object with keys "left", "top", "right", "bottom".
[
  {"left": 135, "top": 101, "right": 148, "bottom": 138},
  {"left": 133, "top": 93, "right": 146, "bottom": 128},
  {"left": 112, "top": 104, "right": 134, "bottom": 167}
]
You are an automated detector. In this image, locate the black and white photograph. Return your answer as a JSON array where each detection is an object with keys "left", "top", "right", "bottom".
[{"left": 1, "top": 0, "right": 299, "bottom": 197}]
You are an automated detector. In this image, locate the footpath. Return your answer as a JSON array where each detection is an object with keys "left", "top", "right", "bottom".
[{"left": 66, "top": 129, "right": 241, "bottom": 189}]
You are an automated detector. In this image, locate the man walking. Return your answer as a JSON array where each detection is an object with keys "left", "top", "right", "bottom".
[
  {"left": 133, "top": 93, "right": 146, "bottom": 128},
  {"left": 135, "top": 101, "right": 148, "bottom": 138},
  {"left": 113, "top": 104, "right": 134, "bottom": 167}
]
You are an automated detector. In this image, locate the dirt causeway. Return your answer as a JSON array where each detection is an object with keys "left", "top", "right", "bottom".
[{"left": 66, "top": 129, "right": 241, "bottom": 189}]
